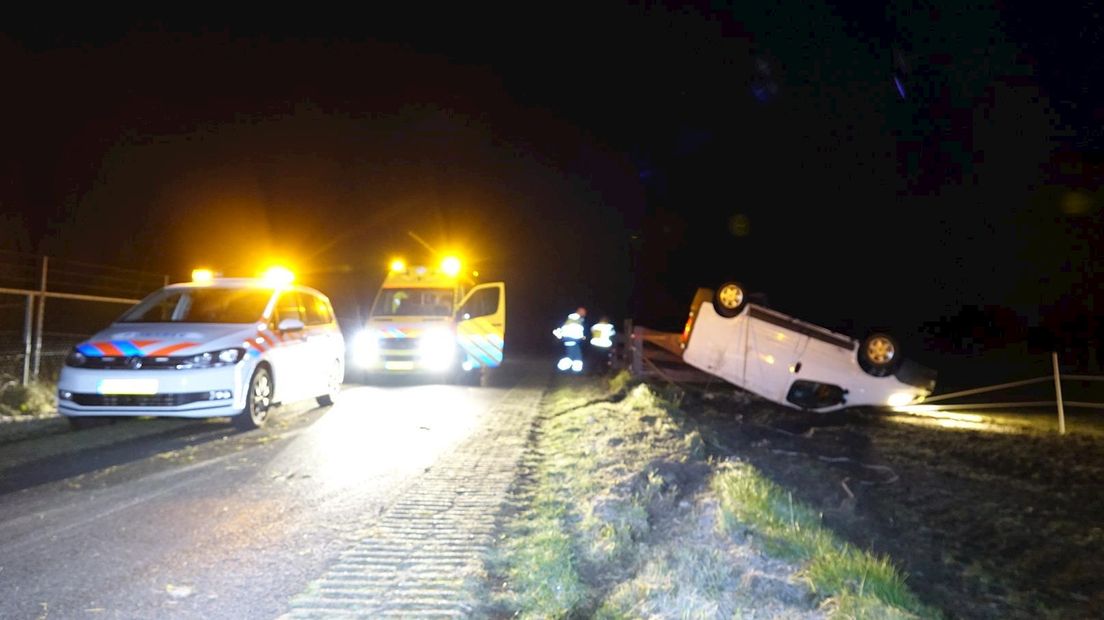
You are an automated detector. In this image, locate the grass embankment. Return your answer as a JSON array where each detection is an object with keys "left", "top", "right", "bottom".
[
  {"left": 490, "top": 372, "right": 937, "bottom": 619},
  {"left": 0, "top": 375, "right": 56, "bottom": 419}
]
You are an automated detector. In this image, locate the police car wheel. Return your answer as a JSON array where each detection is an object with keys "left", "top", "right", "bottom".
[
  {"left": 713, "top": 281, "right": 747, "bottom": 318},
  {"left": 316, "top": 361, "right": 342, "bottom": 406},
  {"left": 235, "top": 366, "right": 273, "bottom": 430}
]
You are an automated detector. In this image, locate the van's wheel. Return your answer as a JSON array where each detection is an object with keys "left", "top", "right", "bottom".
[
  {"left": 316, "top": 360, "right": 343, "bottom": 406},
  {"left": 713, "top": 281, "right": 748, "bottom": 318},
  {"left": 858, "top": 333, "right": 901, "bottom": 377},
  {"left": 235, "top": 366, "right": 273, "bottom": 430}
]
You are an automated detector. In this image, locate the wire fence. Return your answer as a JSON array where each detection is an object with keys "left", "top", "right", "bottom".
[{"left": 0, "top": 251, "right": 168, "bottom": 384}]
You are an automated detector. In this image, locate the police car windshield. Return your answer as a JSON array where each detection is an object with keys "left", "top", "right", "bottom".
[
  {"left": 119, "top": 288, "right": 273, "bottom": 323},
  {"left": 372, "top": 288, "right": 452, "bottom": 317}
]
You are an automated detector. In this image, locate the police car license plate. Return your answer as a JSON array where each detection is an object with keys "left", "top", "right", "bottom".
[
  {"left": 384, "top": 361, "right": 416, "bottom": 371},
  {"left": 97, "top": 379, "right": 159, "bottom": 395}
]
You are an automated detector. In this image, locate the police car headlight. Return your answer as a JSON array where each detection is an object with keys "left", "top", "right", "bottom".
[
  {"left": 176, "top": 348, "right": 245, "bottom": 369},
  {"left": 419, "top": 328, "right": 455, "bottom": 371},
  {"left": 65, "top": 349, "right": 87, "bottom": 367},
  {"left": 352, "top": 331, "right": 380, "bottom": 367}
]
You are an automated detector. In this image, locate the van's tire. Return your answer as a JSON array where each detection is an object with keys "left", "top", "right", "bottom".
[
  {"left": 858, "top": 333, "right": 902, "bottom": 377},
  {"left": 713, "top": 281, "right": 748, "bottom": 318},
  {"left": 234, "top": 365, "right": 273, "bottom": 430}
]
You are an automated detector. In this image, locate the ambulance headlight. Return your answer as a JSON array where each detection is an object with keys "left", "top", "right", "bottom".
[
  {"left": 353, "top": 331, "right": 380, "bottom": 367},
  {"left": 419, "top": 328, "right": 455, "bottom": 371},
  {"left": 176, "top": 348, "right": 245, "bottom": 369}
]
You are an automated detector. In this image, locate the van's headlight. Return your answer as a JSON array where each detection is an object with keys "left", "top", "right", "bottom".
[
  {"left": 419, "top": 328, "right": 456, "bottom": 371},
  {"left": 353, "top": 331, "right": 380, "bottom": 367},
  {"left": 176, "top": 348, "right": 245, "bottom": 369},
  {"left": 65, "top": 349, "right": 87, "bottom": 367},
  {"left": 887, "top": 391, "right": 919, "bottom": 408}
]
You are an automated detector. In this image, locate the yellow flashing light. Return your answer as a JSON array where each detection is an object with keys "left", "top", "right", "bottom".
[
  {"left": 191, "top": 268, "right": 215, "bottom": 283},
  {"left": 390, "top": 258, "right": 407, "bottom": 272},
  {"left": 441, "top": 256, "right": 462, "bottom": 277},
  {"left": 261, "top": 266, "right": 295, "bottom": 286}
]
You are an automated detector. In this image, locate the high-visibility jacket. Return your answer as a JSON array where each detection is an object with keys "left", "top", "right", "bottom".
[
  {"left": 590, "top": 321, "right": 615, "bottom": 348},
  {"left": 553, "top": 312, "right": 586, "bottom": 343}
]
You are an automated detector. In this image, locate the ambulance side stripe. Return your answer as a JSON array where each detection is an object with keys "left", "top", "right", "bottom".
[{"left": 462, "top": 332, "right": 503, "bottom": 363}]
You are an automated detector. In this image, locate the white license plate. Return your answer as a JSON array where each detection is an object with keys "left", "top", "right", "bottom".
[
  {"left": 97, "top": 379, "right": 159, "bottom": 395},
  {"left": 384, "top": 361, "right": 416, "bottom": 371}
]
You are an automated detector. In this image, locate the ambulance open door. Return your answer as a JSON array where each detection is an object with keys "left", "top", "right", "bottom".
[{"left": 455, "top": 282, "right": 506, "bottom": 369}]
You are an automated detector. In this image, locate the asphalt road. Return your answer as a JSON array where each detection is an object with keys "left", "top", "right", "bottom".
[{"left": 0, "top": 364, "right": 538, "bottom": 619}]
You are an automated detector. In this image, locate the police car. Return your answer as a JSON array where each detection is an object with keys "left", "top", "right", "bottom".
[
  {"left": 681, "top": 281, "right": 936, "bottom": 412},
  {"left": 58, "top": 268, "right": 345, "bottom": 430}
]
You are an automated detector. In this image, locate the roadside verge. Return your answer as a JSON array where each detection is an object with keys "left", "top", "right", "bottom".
[{"left": 487, "top": 372, "right": 937, "bottom": 618}]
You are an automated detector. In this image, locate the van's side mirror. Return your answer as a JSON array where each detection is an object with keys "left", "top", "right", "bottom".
[{"left": 278, "top": 318, "right": 305, "bottom": 332}]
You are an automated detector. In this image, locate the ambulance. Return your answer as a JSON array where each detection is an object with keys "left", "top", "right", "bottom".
[{"left": 350, "top": 256, "right": 506, "bottom": 381}]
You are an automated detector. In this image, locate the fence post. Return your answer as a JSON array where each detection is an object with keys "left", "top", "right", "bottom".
[
  {"left": 631, "top": 325, "right": 644, "bottom": 376},
  {"left": 21, "top": 293, "right": 34, "bottom": 386},
  {"left": 32, "top": 256, "right": 48, "bottom": 380},
  {"left": 163, "top": 274, "right": 170, "bottom": 287},
  {"left": 617, "top": 318, "right": 632, "bottom": 371},
  {"left": 1052, "top": 351, "right": 1066, "bottom": 435}
]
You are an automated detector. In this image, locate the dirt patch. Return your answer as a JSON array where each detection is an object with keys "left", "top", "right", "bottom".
[{"left": 679, "top": 387, "right": 1104, "bottom": 619}]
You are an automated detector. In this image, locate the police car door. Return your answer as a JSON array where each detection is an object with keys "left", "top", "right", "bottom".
[
  {"left": 269, "top": 291, "right": 311, "bottom": 401},
  {"left": 455, "top": 282, "right": 506, "bottom": 369}
]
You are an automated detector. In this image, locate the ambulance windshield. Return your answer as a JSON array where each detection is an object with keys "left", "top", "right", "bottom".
[{"left": 372, "top": 288, "right": 453, "bottom": 317}]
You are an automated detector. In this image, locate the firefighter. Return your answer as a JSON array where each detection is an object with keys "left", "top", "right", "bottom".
[
  {"left": 590, "top": 316, "right": 615, "bottom": 348},
  {"left": 553, "top": 307, "right": 587, "bottom": 372},
  {"left": 587, "top": 315, "right": 616, "bottom": 374}
]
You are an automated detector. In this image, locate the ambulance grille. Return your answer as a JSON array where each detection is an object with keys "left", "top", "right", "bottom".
[{"left": 380, "top": 338, "right": 420, "bottom": 351}]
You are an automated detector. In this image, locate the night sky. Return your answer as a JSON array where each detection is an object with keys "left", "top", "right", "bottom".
[{"left": 1, "top": 3, "right": 1101, "bottom": 375}]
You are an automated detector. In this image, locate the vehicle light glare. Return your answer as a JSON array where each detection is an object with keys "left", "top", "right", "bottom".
[
  {"left": 353, "top": 331, "right": 380, "bottom": 367},
  {"left": 390, "top": 258, "right": 406, "bottom": 272},
  {"left": 441, "top": 256, "right": 462, "bottom": 277},
  {"left": 419, "top": 328, "right": 456, "bottom": 371},
  {"left": 887, "top": 391, "right": 917, "bottom": 408},
  {"left": 191, "top": 268, "right": 215, "bottom": 283},
  {"left": 261, "top": 266, "right": 295, "bottom": 286}
]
